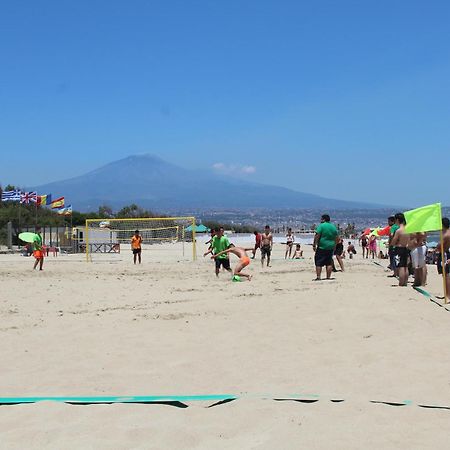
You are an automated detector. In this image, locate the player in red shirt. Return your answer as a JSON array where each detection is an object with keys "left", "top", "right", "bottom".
[{"left": 252, "top": 230, "right": 262, "bottom": 259}]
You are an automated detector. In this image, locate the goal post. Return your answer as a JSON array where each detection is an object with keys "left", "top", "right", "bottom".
[{"left": 84, "top": 217, "right": 197, "bottom": 261}]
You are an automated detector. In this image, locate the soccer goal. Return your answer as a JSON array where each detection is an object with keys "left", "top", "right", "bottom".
[{"left": 84, "top": 217, "right": 197, "bottom": 261}]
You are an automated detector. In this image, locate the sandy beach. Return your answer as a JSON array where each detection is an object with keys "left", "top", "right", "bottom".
[{"left": 1, "top": 242, "right": 450, "bottom": 449}]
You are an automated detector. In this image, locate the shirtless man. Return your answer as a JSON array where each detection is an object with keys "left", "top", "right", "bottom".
[
  {"left": 408, "top": 232, "right": 427, "bottom": 287},
  {"left": 347, "top": 241, "right": 356, "bottom": 259},
  {"left": 436, "top": 217, "right": 450, "bottom": 300},
  {"left": 390, "top": 213, "right": 410, "bottom": 286},
  {"left": 260, "top": 225, "right": 273, "bottom": 267},
  {"left": 212, "top": 244, "right": 253, "bottom": 281}
]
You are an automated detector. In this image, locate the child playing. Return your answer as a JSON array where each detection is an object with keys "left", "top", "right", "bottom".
[
  {"left": 212, "top": 244, "right": 253, "bottom": 281},
  {"left": 292, "top": 243, "right": 303, "bottom": 259}
]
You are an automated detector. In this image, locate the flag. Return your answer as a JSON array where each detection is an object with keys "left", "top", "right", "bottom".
[
  {"left": 57, "top": 205, "right": 72, "bottom": 215},
  {"left": 51, "top": 196, "right": 65, "bottom": 209},
  {"left": 37, "top": 194, "right": 52, "bottom": 206},
  {"left": 1, "top": 189, "right": 22, "bottom": 201},
  {"left": 404, "top": 203, "right": 442, "bottom": 234},
  {"left": 20, "top": 191, "right": 37, "bottom": 204}
]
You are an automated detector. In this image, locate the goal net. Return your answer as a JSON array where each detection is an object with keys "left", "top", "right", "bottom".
[{"left": 84, "top": 217, "right": 197, "bottom": 261}]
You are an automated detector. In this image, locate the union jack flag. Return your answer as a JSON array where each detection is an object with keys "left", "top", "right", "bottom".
[
  {"left": 20, "top": 191, "right": 38, "bottom": 204},
  {"left": 1, "top": 189, "right": 22, "bottom": 202}
]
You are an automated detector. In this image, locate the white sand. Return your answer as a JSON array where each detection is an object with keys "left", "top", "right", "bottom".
[{"left": 1, "top": 243, "right": 449, "bottom": 449}]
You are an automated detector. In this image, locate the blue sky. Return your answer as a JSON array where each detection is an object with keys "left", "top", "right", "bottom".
[{"left": 1, "top": 0, "right": 449, "bottom": 207}]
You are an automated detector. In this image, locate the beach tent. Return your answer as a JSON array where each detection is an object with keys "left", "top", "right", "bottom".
[{"left": 185, "top": 224, "right": 210, "bottom": 233}]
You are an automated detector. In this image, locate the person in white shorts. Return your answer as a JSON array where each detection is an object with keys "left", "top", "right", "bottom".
[{"left": 409, "top": 232, "right": 427, "bottom": 287}]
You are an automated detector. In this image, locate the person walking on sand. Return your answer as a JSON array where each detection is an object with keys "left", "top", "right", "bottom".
[
  {"left": 131, "top": 230, "right": 142, "bottom": 264},
  {"left": 359, "top": 233, "right": 369, "bottom": 258},
  {"left": 260, "top": 225, "right": 273, "bottom": 267},
  {"left": 252, "top": 230, "right": 261, "bottom": 259},
  {"left": 436, "top": 217, "right": 450, "bottom": 300},
  {"left": 203, "top": 227, "right": 232, "bottom": 277},
  {"left": 32, "top": 226, "right": 44, "bottom": 271},
  {"left": 285, "top": 228, "right": 295, "bottom": 259},
  {"left": 212, "top": 244, "right": 254, "bottom": 281},
  {"left": 390, "top": 213, "right": 410, "bottom": 287},
  {"left": 334, "top": 236, "right": 345, "bottom": 272},
  {"left": 313, "top": 214, "right": 338, "bottom": 280}
]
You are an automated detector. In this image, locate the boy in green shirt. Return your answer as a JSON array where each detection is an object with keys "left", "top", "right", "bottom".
[
  {"left": 33, "top": 226, "right": 44, "bottom": 271},
  {"left": 203, "top": 227, "right": 232, "bottom": 277}
]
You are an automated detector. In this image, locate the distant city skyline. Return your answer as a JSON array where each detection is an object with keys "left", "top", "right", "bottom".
[{"left": 1, "top": 1, "right": 449, "bottom": 206}]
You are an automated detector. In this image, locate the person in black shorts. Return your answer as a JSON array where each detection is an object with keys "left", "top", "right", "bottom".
[
  {"left": 203, "top": 227, "right": 232, "bottom": 277},
  {"left": 390, "top": 213, "right": 410, "bottom": 286},
  {"left": 260, "top": 225, "right": 273, "bottom": 268},
  {"left": 131, "top": 230, "right": 142, "bottom": 264},
  {"left": 313, "top": 214, "right": 338, "bottom": 280},
  {"left": 359, "top": 234, "right": 369, "bottom": 258},
  {"left": 334, "top": 237, "right": 345, "bottom": 272}
]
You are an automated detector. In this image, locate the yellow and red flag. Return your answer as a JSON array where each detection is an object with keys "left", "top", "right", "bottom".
[{"left": 51, "top": 196, "right": 65, "bottom": 209}]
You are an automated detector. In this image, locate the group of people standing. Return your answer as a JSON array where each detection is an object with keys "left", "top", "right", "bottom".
[{"left": 387, "top": 213, "right": 450, "bottom": 297}]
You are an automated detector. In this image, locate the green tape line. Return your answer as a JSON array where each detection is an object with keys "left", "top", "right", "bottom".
[{"left": 0, "top": 394, "right": 237, "bottom": 405}]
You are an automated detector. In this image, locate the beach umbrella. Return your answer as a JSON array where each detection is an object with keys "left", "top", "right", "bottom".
[
  {"left": 377, "top": 225, "right": 391, "bottom": 236},
  {"left": 184, "top": 224, "right": 210, "bottom": 233}
]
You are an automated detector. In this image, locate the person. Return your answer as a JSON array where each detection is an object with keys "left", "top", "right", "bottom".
[
  {"left": 387, "top": 216, "right": 399, "bottom": 277},
  {"left": 436, "top": 217, "right": 450, "bottom": 300},
  {"left": 347, "top": 242, "right": 356, "bottom": 259},
  {"left": 203, "top": 227, "right": 232, "bottom": 277},
  {"left": 368, "top": 234, "right": 377, "bottom": 259},
  {"left": 334, "top": 236, "right": 345, "bottom": 272},
  {"left": 292, "top": 243, "right": 303, "bottom": 259},
  {"left": 260, "top": 225, "right": 273, "bottom": 267},
  {"left": 285, "top": 228, "right": 295, "bottom": 259},
  {"left": 409, "top": 232, "right": 427, "bottom": 287},
  {"left": 313, "top": 214, "right": 338, "bottom": 280},
  {"left": 359, "top": 233, "right": 369, "bottom": 258},
  {"left": 131, "top": 230, "right": 142, "bottom": 264},
  {"left": 252, "top": 230, "right": 261, "bottom": 259},
  {"left": 390, "top": 213, "right": 410, "bottom": 287},
  {"left": 212, "top": 244, "right": 253, "bottom": 281},
  {"left": 32, "top": 226, "right": 44, "bottom": 271},
  {"left": 205, "top": 229, "right": 217, "bottom": 252}
]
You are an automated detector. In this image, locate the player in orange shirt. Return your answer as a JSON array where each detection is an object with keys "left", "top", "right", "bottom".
[{"left": 131, "top": 230, "right": 142, "bottom": 264}]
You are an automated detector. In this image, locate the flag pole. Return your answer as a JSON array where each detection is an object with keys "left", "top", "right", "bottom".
[{"left": 440, "top": 229, "right": 448, "bottom": 304}]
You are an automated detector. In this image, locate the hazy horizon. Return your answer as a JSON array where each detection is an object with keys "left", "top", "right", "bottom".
[{"left": 1, "top": 1, "right": 449, "bottom": 206}]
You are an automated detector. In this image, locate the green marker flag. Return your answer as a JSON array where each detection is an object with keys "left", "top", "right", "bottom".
[{"left": 404, "top": 203, "right": 442, "bottom": 234}]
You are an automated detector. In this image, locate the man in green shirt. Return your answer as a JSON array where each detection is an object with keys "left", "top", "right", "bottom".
[
  {"left": 203, "top": 227, "right": 232, "bottom": 277},
  {"left": 313, "top": 214, "right": 338, "bottom": 280}
]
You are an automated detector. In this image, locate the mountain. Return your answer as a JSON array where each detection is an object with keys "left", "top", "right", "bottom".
[{"left": 33, "top": 154, "right": 386, "bottom": 211}]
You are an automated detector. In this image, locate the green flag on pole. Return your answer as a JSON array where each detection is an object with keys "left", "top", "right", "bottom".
[{"left": 404, "top": 203, "right": 442, "bottom": 234}]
